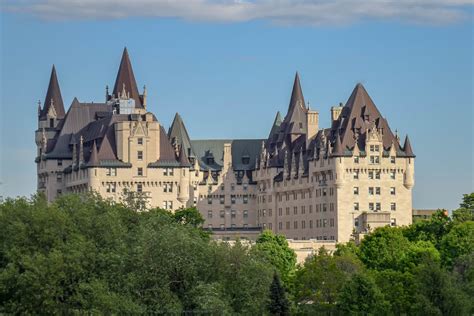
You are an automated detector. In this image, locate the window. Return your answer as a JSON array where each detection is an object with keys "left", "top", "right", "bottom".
[
  {"left": 294, "top": 221, "right": 298, "bottom": 229},
  {"left": 286, "top": 222, "right": 290, "bottom": 229},
  {"left": 390, "top": 187, "right": 396, "bottom": 195},
  {"left": 137, "top": 137, "right": 143, "bottom": 145},
  {"left": 353, "top": 187, "right": 359, "bottom": 195},
  {"left": 354, "top": 202, "right": 359, "bottom": 211},
  {"left": 278, "top": 208, "right": 282, "bottom": 216},
  {"left": 302, "top": 206, "right": 306, "bottom": 214},
  {"left": 220, "top": 224, "right": 225, "bottom": 230},
  {"left": 221, "top": 184, "right": 225, "bottom": 191},
  {"left": 231, "top": 183, "right": 235, "bottom": 191},
  {"left": 57, "top": 160, "right": 63, "bottom": 166},
  {"left": 302, "top": 221, "right": 306, "bottom": 229},
  {"left": 390, "top": 171, "right": 396, "bottom": 179},
  {"left": 208, "top": 210, "right": 212, "bottom": 219},
  {"left": 137, "top": 150, "right": 143, "bottom": 160},
  {"left": 294, "top": 207, "right": 298, "bottom": 215},
  {"left": 369, "top": 171, "right": 374, "bottom": 180},
  {"left": 137, "top": 167, "right": 143, "bottom": 176},
  {"left": 243, "top": 195, "right": 248, "bottom": 204},
  {"left": 370, "top": 155, "right": 380, "bottom": 164},
  {"left": 309, "top": 205, "right": 313, "bottom": 213},
  {"left": 106, "top": 168, "right": 117, "bottom": 176},
  {"left": 354, "top": 156, "right": 359, "bottom": 164},
  {"left": 208, "top": 197, "right": 212, "bottom": 204},
  {"left": 56, "top": 173, "right": 62, "bottom": 183},
  {"left": 231, "top": 195, "right": 236, "bottom": 204},
  {"left": 375, "top": 171, "right": 381, "bottom": 180},
  {"left": 243, "top": 210, "right": 248, "bottom": 218},
  {"left": 353, "top": 170, "right": 359, "bottom": 179},
  {"left": 49, "top": 118, "right": 54, "bottom": 128},
  {"left": 323, "top": 219, "right": 328, "bottom": 227},
  {"left": 323, "top": 204, "right": 327, "bottom": 212},
  {"left": 322, "top": 188, "right": 327, "bottom": 196},
  {"left": 391, "top": 203, "right": 396, "bottom": 211},
  {"left": 243, "top": 184, "right": 248, "bottom": 190},
  {"left": 376, "top": 202, "right": 381, "bottom": 211},
  {"left": 163, "top": 183, "right": 173, "bottom": 193},
  {"left": 369, "top": 187, "right": 374, "bottom": 195},
  {"left": 163, "top": 168, "right": 174, "bottom": 176},
  {"left": 137, "top": 183, "right": 143, "bottom": 192},
  {"left": 390, "top": 156, "right": 396, "bottom": 164},
  {"left": 391, "top": 218, "right": 397, "bottom": 226},
  {"left": 370, "top": 145, "right": 380, "bottom": 152},
  {"left": 376, "top": 187, "right": 381, "bottom": 195},
  {"left": 220, "top": 210, "right": 225, "bottom": 218},
  {"left": 57, "top": 189, "right": 62, "bottom": 195},
  {"left": 330, "top": 218, "right": 334, "bottom": 227},
  {"left": 231, "top": 210, "right": 236, "bottom": 218},
  {"left": 355, "top": 218, "right": 359, "bottom": 227},
  {"left": 369, "top": 203, "right": 374, "bottom": 211},
  {"left": 220, "top": 196, "right": 225, "bottom": 204}
]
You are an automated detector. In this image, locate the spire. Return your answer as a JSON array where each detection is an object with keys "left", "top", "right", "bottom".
[
  {"left": 403, "top": 135, "right": 415, "bottom": 157},
  {"left": 332, "top": 134, "right": 344, "bottom": 156},
  {"left": 178, "top": 145, "right": 191, "bottom": 167},
  {"left": 168, "top": 113, "right": 194, "bottom": 158},
  {"left": 284, "top": 72, "right": 307, "bottom": 135},
  {"left": 288, "top": 72, "right": 305, "bottom": 112},
  {"left": 89, "top": 140, "right": 99, "bottom": 166},
  {"left": 40, "top": 65, "right": 65, "bottom": 120},
  {"left": 112, "top": 47, "right": 143, "bottom": 108}
]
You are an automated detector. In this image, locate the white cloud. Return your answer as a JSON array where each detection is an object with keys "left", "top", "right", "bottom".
[{"left": 3, "top": 0, "right": 473, "bottom": 25}]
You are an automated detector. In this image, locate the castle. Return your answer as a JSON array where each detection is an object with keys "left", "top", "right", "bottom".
[{"left": 35, "top": 48, "right": 415, "bottom": 243}]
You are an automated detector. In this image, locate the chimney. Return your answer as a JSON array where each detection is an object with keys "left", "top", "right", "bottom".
[
  {"left": 306, "top": 110, "right": 319, "bottom": 142},
  {"left": 223, "top": 143, "right": 232, "bottom": 173},
  {"left": 331, "top": 103, "right": 343, "bottom": 123}
]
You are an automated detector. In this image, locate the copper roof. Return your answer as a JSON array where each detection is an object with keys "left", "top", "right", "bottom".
[
  {"left": 112, "top": 47, "right": 143, "bottom": 108},
  {"left": 40, "top": 65, "right": 65, "bottom": 119}
]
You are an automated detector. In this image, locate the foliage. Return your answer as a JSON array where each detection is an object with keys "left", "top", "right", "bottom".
[
  {"left": 0, "top": 193, "right": 273, "bottom": 314},
  {"left": 252, "top": 230, "right": 297, "bottom": 284},
  {"left": 268, "top": 273, "right": 290, "bottom": 316},
  {"left": 440, "top": 221, "right": 474, "bottom": 266},
  {"left": 173, "top": 206, "right": 205, "bottom": 227},
  {"left": 452, "top": 193, "right": 474, "bottom": 223}
]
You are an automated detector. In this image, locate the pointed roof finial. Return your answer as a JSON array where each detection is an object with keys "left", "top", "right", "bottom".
[
  {"left": 89, "top": 140, "right": 99, "bottom": 166},
  {"left": 113, "top": 47, "right": 143, "bottom": 108},
  {"left": 40, "top": 65, "right": 65, "bottom": 120}
]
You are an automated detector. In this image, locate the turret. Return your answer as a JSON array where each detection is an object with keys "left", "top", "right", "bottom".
[{"left": 403, "top": 135, "right": 415, "bottom": 189}]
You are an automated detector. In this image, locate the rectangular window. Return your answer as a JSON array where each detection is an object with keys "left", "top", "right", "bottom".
[
  {"left": 390, "top": 156, "right": 396, "bottom": 164},
  {"left": 286, "top": 207, "right": 290, "bottom": 215},
  {"left": 208, "top": 197, "right": 212, "bottom": 204},
  {"left": 375, "top": 171, "right": 381, "bottom": 180},
  {"left": 294, "top": 207, "right": 298, "bottom": 215},
  {"left": 231, "top": 195, "right": 236, "bottom": 204},
  {"left": 354, "top": 202, "right": 359, "bottom": 211},
  {"left": 354, "top": 156, "right": 359, "bottom": 164},
  {"left": 137, "top": 137, "right": 143, "bottom": 145},
  {"left": 278, "top": 208, "right": 282, "bottom": 216},
  {"left": 286, "top": 222, "right": 290, "bottom": 229},
  {"left": 106, "top": 167, "right": 117, "bottom": 176},
  {"left": 322, "top": 188, "right": 327, "bottom": 196},
  {"left": 302, "top": 221, "right": 306, "bottom": 229},
  {"left": 391, "top": 218, "right": 396, "bottom": 226},
  {"left": 220, "top": 210, "right": 225, "bottom": 218},
  {"left": 137, "top": 150, "right": 143, "bottom": 160},
  {"left": 309, "top": 220, "right": 313, "bottom": 228},
  {"left": 243, "top": 210, "right": 248, "bottom": 218},
  {"left": 220, "top": 224, "right": 225, "bottom": 230},
  {"left": 370, "top": 155, "right": 380, "bottom": 164},
  {"left": 390, "top": 187, "right": 396, "bottom": 195},
  {"left": 279, "top": 222, "right": 282, "bottom": 229},
  {"left": 231, "top": 210, "right": 236, "bottom": 218},
  {"left": 376, "top": 187, "right": 381, "bottom": 195},
  {"left": 220, "top": 196, "right": 225, "bottom": 204},
  {"left": 57, "top": 160, "right": 63, "bottom": 166},
  {"left": 330, "top": 218, "right": 334, "bottom": 227},
  {"left": 323, "top": 204, "right": 327, "bottom": 212},
  {"left": 369, "top": 187, "right": 374, "bottom": 195},
  {"left": 56, "top": 173, "right": 62, "bottom": 183},
  {"left": 353, "top": 170, "right": 359, "bottom": 179},
  {"left": 369, "top": 171, "right": 374, "bottom": 180},
  {"left": 137, "top": 183, "right": 143, "bottom": 193},
  {"left": 309, "top": 205, "right": 313, "bottom": 213},
  {"left": 390, "top": 171, "right": 396, "bottom": 180},
  {"left": 294, "top": 221, "right": 298, "bottom": 229},
  {"left": 243, "top": 195, "right": 248, "bottom": 204},
  {"left": 221, "top": 184, "right": 225, "bottom": 191},
  {"left": 369, "top": 203, "right": 374, "bottom": 211},
  {"left": 391, "top": 203, "right": 396, "bottom": 211},
  {"left": 208, "top": 210, "right": 212, "bottom": 219},
  {"left": 243, "top": 184, "right": 248, "bottom": 190},
  {"left": 301, "top": 206, "right": 306, "bottom": 214},
  {"left": 353, "top": 187, "right": 359, "bottom": 195},
  {"left": 376, "top": 202, "right": 381, "bottom": 211},
  {"left": 137, "top": 167, "right": 143, "bottom": 176},
  {"left": 355, "top": 218, "right": 359, "bottom": 227}
]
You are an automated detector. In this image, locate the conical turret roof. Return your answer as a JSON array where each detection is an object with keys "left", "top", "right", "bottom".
[
  {"left": 112, "top": 47, "right": 143, "bottom": 108},
  {"left": 284, "top": 72, "right": 307, "bottom": 135},
  {"left": 40, "top": 65, "right": 65, "bottom": 119},
  {"left": 88, "top": 140, "right": 99, "bottom": 166},
  {"left": 178, "top": 145, "right": 191, "bottom": 167},
  {"left": 332, "top": 134, "right": 344, "bottom": 156},
  {"left": 403, "top": 135, "right": 415, "bottom": 157},
  {"left": 168, "top": 113, "right": 194, "bottom": 158}
]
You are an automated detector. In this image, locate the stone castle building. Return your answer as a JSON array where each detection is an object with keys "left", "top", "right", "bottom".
[{"left": 35, "top": 48, "right": 415, "bottom": 243}]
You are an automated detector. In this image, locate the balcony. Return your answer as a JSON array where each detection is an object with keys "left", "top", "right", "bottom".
[{"left": 359, "top": 211, "right": 391, "bottom": 232}]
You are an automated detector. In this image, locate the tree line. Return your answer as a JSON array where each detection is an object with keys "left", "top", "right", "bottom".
[{"left": 0, "top": 192, "right": 472, "bottom": 315}]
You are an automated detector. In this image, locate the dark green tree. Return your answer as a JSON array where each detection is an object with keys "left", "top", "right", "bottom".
[
  {"left": 173, "top": 206, "right": 205, "bottom": 227},
  {"left": 440, "top": 221, "right": 474, "bottom": 266},
  {"left": 452, "top": 193, "right": 474, "bottom": 223},
  {"left": 268, "top": 273, "right": 290, "bottom": 316}
]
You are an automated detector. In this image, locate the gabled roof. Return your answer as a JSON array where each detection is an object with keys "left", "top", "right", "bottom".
[
  {"left": 112, "top": 47, "right": 143, "bottom": 108},
  {"left": 40, "top": 65, "right": 65, "bottom": 120},
  {"left": 168, "top": 113, "right": 195, "bottom": 158},
  {"left": 334, "top": 83, "right": 401, "bottom": 153}
]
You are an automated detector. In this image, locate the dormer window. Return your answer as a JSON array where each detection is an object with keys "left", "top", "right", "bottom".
[
  {"left": 207, "top": 157, "right": 214, "bottom": 165},
  {"left": 242, "top": 155, "right": 250, "bottom": 165},
  {"left": 49, "top": 119, "right": 54, "bottom": 128}
]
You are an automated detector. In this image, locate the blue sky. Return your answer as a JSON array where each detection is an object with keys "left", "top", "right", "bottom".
[{"left": 0, "top": 1, "right": 472, "bottom": 210}]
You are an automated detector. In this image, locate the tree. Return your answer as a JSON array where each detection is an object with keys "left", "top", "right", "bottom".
[
  {"left": 452, "top": 193, "right": 474, "bottom": 223},
  {"left": 337, "top": 273, "right": 389, "bottom": 315},
  {"left": 293, "top": 248, "right": 362, "bottom": 310},
  {"left": 268, "top": 273, "right": 290, "bottom": 316},
  {"left": 173, "top": 207, "right": 205, "bottom": 227},
  {"left": 252, "top": 230, "right": 297, "bottom": 284},
  {"left": 440, "top": 221, "right": 474, "bottom": 266},
  {"left": 403, "top": 210, "right": 452, "bottom": 248}
]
